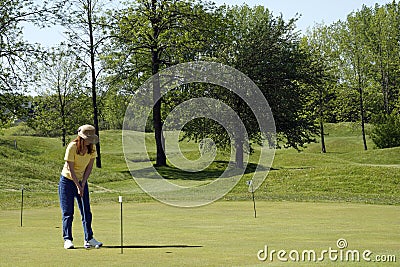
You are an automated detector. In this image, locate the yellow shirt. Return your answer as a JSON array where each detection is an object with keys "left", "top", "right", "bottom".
[{"left": 61, "top": 142, "right": 97, "bottom": 181}]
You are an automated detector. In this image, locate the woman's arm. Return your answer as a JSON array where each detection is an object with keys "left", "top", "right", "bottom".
[{"left": 67, "top": 161, "right": 83, "bottom": 197}]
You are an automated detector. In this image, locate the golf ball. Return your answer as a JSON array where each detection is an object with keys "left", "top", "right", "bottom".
[{"left": 95, "top": 245, "right": 100, "bottom": 249}]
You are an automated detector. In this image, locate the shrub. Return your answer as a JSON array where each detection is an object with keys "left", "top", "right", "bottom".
[
  {"left": 371, "top": 113, "right": 400, "bottom": 148},
  {"left": 2, "top": 122, "right": 37, "bottom": 136}
]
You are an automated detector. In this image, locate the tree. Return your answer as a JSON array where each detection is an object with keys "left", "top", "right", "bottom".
[
  {"left": 365, "top": 3, "right": 400, "bottom": 115},
  {"left": 234, "top": 5, "right": 320, "bottom": 153},
  {"left": 0, "top": 0, "right": 64, "bottom": 125},
  {"left": 307, "top": 2, "right": 400, "bottom": 151},
  {"left": 177, "top": 82, "right": 251, "bottom": 169},
  {"left": 100, "top": 84, "right": 130, "bottom": 130},
  {"left": 0, "top": 93, "right": 31, "bottom": 127},
  {"left": 302, "top": 24, "right": 337, "bottom": 153},
  {"left": 29, "top": 93, "right": 92, "bottom": 139},
  {"left": 29, "top": 45, "right": 88, "bottom": 145},
  {"left": 179, "top": 5, "right": 320, "bottom": 168},
  {"left": 371, "top": 113, "right": 400, "bottom": 148},
  {"left": 339, "top": 12, "right": 372, "bottom": 150},
  {"left": 104, "top": 0, "right": 219, "bottom": 166},
  {"left": 61, "top": 0, "right": 113, "bottom": 167}
]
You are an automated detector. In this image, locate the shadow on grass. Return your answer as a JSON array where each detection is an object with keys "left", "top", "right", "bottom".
[
  {"left": 270, "top": 166, "right": 312, "bottom": 171},
  {"left": 102, "top": 245, "right": 203, "bottom": 249},
  {"left": 125, "top": 161, "right": 271, "bottom": 181}
]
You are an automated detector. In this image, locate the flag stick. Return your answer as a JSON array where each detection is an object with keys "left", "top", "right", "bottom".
[
  {"left": 20, "top": 186, "right": 24, "bottom": 227},
  {"left": 119, "top": 196, "right": 123, "bottom": 254},
  {"left": 247, "top": 180, "right": 257, "bottom": 218},
  {"left": 251, "top": 183, "right": 257, "bottom": 218}
]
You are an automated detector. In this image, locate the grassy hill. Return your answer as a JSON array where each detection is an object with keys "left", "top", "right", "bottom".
[{"left": 0, "top": 123, "right": 399, "bottom": 209}]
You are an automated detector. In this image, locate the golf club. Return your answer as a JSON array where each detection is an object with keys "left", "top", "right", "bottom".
[{"left": 80, "top": 194, "right": 99, "bottom": 249}]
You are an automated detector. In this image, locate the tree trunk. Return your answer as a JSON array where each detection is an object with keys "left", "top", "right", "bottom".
[
  {"left": 319, "top": 119, "right": 326, "bottom": 153},
  {"left": 152, "top": 50, "right": 166, "bottom": 167},
  {"left": 357, "top": 57, "right": 368, "bottom": 151},
  {"left": 319, "top": 88, "right": 326, "bottom": 153},
  {"left": 235, "top": 140, "right": 244, "bottom": 169},
  {"left": 61, "top": 112, "right": 66, "bottom": 147},
  {"left": 378, "top": 43, "right": 390, "bottom": 115},
  {"left": 61, "top": 106, "right": 66, "bottom": 147},
  {"left": 151, "top": 0, "right": 166, "bottom": 167},
  {"left": 88, "top": 1, "right": 101, "bottom": 167},
  {"left": 58, "top": 83, "right": 66, "bottom": 147},
  {"left": 359, "top": 88, "right": 368, "bottom": 151}
]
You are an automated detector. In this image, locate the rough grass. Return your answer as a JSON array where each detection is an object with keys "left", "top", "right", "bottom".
[{"left": 0, "top": 122, "right": 399, "bottom": 210}]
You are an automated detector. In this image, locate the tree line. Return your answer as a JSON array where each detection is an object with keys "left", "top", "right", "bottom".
[{"left": 1, "top": 0, "right": 400, "bottom": 168}]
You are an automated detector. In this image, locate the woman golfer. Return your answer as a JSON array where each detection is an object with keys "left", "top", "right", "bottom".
[{"left": 58, "top": 124, "right": 103, "bottom": 249}]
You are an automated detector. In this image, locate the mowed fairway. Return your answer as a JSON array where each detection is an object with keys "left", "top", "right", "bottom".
[{"left": 0, "top": 201, "right": 398, "bottom": 267}]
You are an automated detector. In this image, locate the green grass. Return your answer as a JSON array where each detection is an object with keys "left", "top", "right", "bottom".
[
  {"left": 254, "top": 123, "right": 400, "bottom": 204},
  {"left": 0, "top": 122, "right": 399, "bottom": 209},
  {"left": 1, "top": 123, "right": 399, "bottom": 266},
  {"left": 0, "top": 202, "right": 398, "bottom": 267}
]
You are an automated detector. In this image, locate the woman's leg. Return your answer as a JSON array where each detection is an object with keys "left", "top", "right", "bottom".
[
  {"left": 76, "top": 182, "right": 93, "bottom": 241},
  {"left": 58, "top": 176, "right": 76, "bottom": 241}
]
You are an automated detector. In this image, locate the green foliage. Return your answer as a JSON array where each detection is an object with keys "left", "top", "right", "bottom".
[
  {"left": 175, "top": 4, "right": 321, "bottom": 167},
  {"left": 214, "top": 5, "right": 319, "bottom": 150},
  {"left": 304, "top": 2, "right": 400, "bottom": 150},
  {"left": 103, "top": 0, "right": 221, "bottom": 166},
  {"left": 301, "top": 25, "right": 338, "bottom": 122},
  {"left": 309, "top": 2, "right": 400, "bottom": 124},
  {"left": 103, "top": 0, "right": 219, "bottom": 87},
  {"left": 0, "top": 0, "right": 68, "bottom": 128},
  {"left": 0, "top": 122, "right": 37, "bottom": 136},
  {"left": 28, "top": 45, "right": 91, "bottom": 144},
  {"left": 0, "top": 93, "right": 33, "bottom": 126},
  {"left": 0, "top": 0, "right": 36, "bottom": 92},
  {"left": 371, "top": 113, "right": 400, "bottom": 148},
  {"left": 27, "top": 94, "right": 92, "bottom": 139},
  {"left": 0, "top": 0, "right": 66, "bottom": 92},
  {"left": 99, "top": 89, "right": 130, "bottom": 130},
  {"left": 4, "top": 0, "right": 400, "bottom": 178}
]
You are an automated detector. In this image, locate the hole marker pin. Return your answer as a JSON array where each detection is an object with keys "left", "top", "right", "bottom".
[{"left": 119, "top": 196, "right": 123, "bottom": 254}]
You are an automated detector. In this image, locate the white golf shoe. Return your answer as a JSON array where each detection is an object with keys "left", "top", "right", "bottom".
[
  {"left": 64, "top": 239, "right": 74, "bottom": 249},
  {"left": 84, "top": 238, "right": 103, "bottom": 249}
]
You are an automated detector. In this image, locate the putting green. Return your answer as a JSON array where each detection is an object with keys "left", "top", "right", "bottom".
[{"left": 0, "top": 201, "right": 398, "bottom": 266}]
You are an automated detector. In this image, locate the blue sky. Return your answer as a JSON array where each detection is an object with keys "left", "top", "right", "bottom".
[
  {"left": 214, "top": 0, "right": 394, "bottom": 31},
  {"left": 23, "top": 0, "right": 394, "bottom": 46}
]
